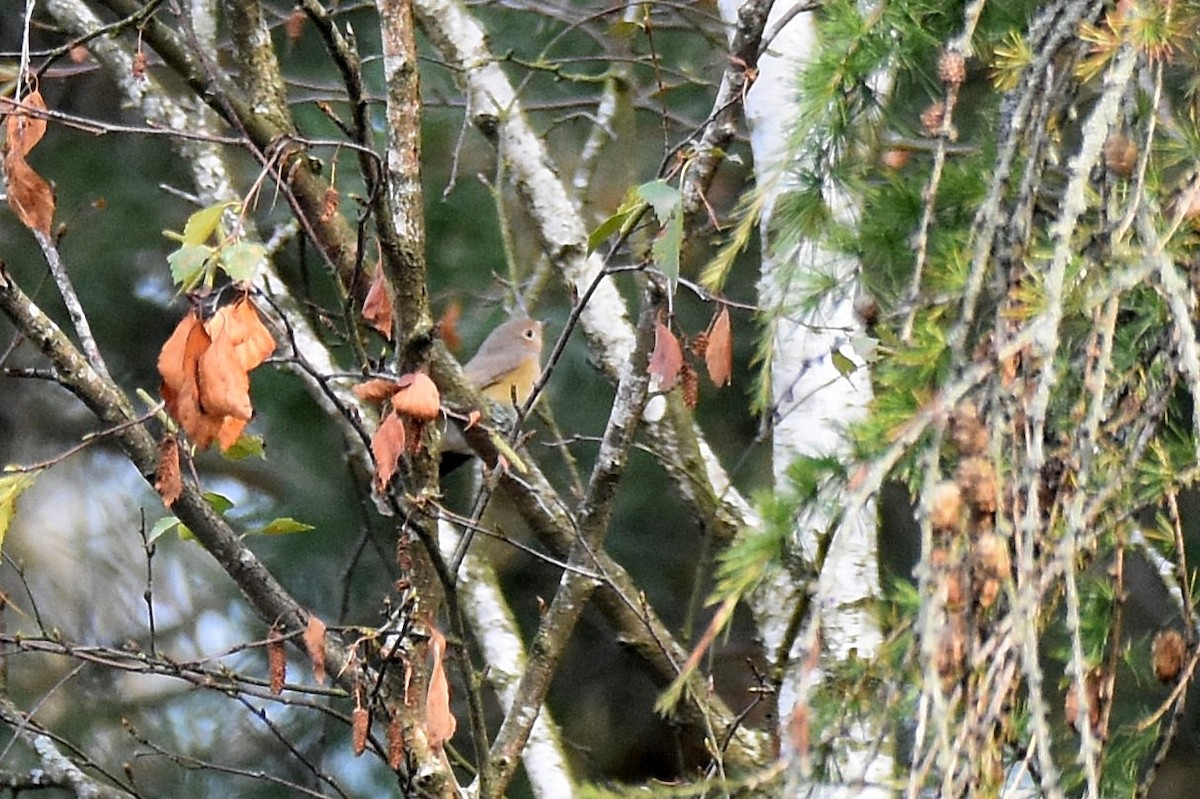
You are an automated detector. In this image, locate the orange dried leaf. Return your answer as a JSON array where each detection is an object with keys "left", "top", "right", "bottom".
[
  {"left": 158, "top": 313, "right": 225, "bottom": 449},
  {"left": 304, "top": 615, "right": 327, "bottom": 685},
  {"left": 268, "top": 626, "right": 286, "bottom": 695},
  {"left": 353, "top": 379, "right": 401, "bottom": 404},
  {"left": 216, "top": 417, "right": 248, "bottom": 452},
  {"left": 224, "top": 297, "right": 276, "bottom": 371},
  {"left": 157, "top": 312, "right": 204, "bottom": 394},
  {"left": 425, "top": 626, "right": 457, "bottom": 752},
  {"left": 4, "top": 155, "right": 54, "bottom": 235},
  {"left": 437, "top": 301, "right": 462, "bottom": 352},
  {"left": 391, "top": 372, "right": 441, "bottom": 422},
  {"left": 4, "top": 91, "right": 54, "bottom": 235},
  {"left": 351, "top": 706, "right": 370, "bottom": 756},
  {"left": 362, "top": 265, "right": 393, "bottom": 339},
  {"left": 154, "top": 434, "right": 182, "bottom": 507},
  {"left": 463, "top": 410, "right": 481, "bottom": 431},
  {"left": 5, "top": 91, "right": 48, "bottom": 157},
  {"left": 371, "top": 412, "right": 406, "bottom": 491},
  {"left": 705, "top": 307, "right": 733, "bottom": 387},
  {"left": 648, "top": 320, "right": 683, "bottom": 391},
  {"left": 198, "top": 325, "right": 253, "bottom": 420}
]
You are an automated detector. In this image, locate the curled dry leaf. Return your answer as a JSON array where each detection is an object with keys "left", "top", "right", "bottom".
[
  {"left": 4, "top": 90, "right": 55, "bottom": 234},
  {"left": 424, "top": 626, "right": 457, "bottom": 752},
  {"left": 353, "top": 378, "right": 402, "bottom": 404},
  {"left": 391, "top": 372, "right": 441, "bottom": 422},
  {"left": 198, "top": 320, "right": 253, "bottom": 420},
  {"left": 304, "top": 615, "right": 328, "bottom": 685},
  {"left": 705, "top": 306, "right": 733, "bottom": 387},
  {"left": 221, "top": 297, "right": 276, "bottom": 372},
  {"left": 362, "top": 264, "right": 393, "bottom": 339},
  {"left": 158, "top": 312, "right": 224, "bottom": 449},
  {"left": 648, "top": 320, "right": 683, "bottom": 391},
  {"left": 157, "top": 298, "right": 273, "bottom": 452},
  {"left": 371, "top": 411, "right": 407, "bottom": 491},
  {"left": 154, "top": 433, "right": 183, "bottom": 507},
  {"left": 268, "top": 625, "right": 287, "bottom": 695}
]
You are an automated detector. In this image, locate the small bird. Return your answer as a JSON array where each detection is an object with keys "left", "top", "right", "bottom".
[
  {"left": 441, "top": 316, "right": 544, "bottom": 472},
  {"left": 463, "top": 316, "right": 544, "bottom": 407}
]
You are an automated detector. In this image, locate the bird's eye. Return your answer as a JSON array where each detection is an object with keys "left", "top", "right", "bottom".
[{"left": 524, "top": 328, "right": 535, "bottom": 339}]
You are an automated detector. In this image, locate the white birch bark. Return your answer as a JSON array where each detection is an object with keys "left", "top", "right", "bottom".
[{"left": 723, "top": 0, "right": 892, "bottom": 793}]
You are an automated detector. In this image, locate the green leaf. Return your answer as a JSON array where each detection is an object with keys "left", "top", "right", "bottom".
[
  {"left": 0, "top": 470, "right": 40, "bottom": 556},
  {"left": 147, "top": 515, "right": 182, "bottom": 544},
  {"left": 635, "top": 180, "right": 680, "bottom": 224},
  {"left": 831, "top": 349, "right": 858, "bottom": 378},
  {"left": 167, "top": 243, "right": 213, "bottom": 290},
  {"left": 182, "top": 201, "right": 236, "bottom": 247},
  {"left": 651, "top": 204, "right": 683, "bottom": 284},
  {"left": 221, "top": 434, "right": 266, "bottom": 461},
  {"left": 252, "top": 517, "right": 315, "bottom": 536},
  {"left": 587, "top": 207, "right": 635, "bottom": 254},
  {"left": 219, "top": 241, "right": 266, "bottom": 283},
  {"left": 587, "top": 189, "right": 644, "bottom": 254},
  {"left": 203, "top": 492, "right": 234, "bottom": 514}
]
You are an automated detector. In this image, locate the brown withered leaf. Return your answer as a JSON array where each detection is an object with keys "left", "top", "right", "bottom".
[
  {"left": 351, "top": 706, "right": 370, "bottom": 756},
  {"left": 437, "top": 300, "right": 462, "bottom": 352},
  {"left": 223, "top": 297, "right": 275, "bottom": 371},
  {"left": 268, "top": 625, "right": 286, "bottom": 695},
  {"left": 4, "top": 91, "right": 54, "bottom": 235},
  {"left": 648, "top": 320, "right": 683, "bottom": 391},
  {"left": 705, "top": 306, "right": 733, "bottom": 387},
  {"left": 425, "top": 626, "right": 457, "bottom": 752},
  {"left": 353, "top": 378, "right": 401, "bottom": 404},
  {"left": 158, "top": 313, "right": 225, "bottom": 449},
  {"left": 371, "top": 412, "right": 406, "bottom": 491},
  {"left": 154, "top": 434, "right": 182, "bottom": 507},
  {"left": 391, "top": 372, "right": 440, "bottom": 422},
  {"left": 362, "top": 264, "right": 393, "bottom": 339},
  {"left": 304, "top": 614, "right": 327, "bottom": 685},
  {"left": 215, "top": 417, "right": 248, "bottom": 452},
  {"left": 198, "top": 319, "right": 253, "bottom": 421},
  {"left": 4, "top": 157, "right": 54, "bottom": 235},
  {"left": 6, "top": 91, "right": 48, "bottom": 157},
  {"left": 157, "top": 312, "right": 203, "bottom": 394}
]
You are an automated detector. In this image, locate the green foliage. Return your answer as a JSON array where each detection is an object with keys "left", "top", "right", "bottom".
[{"left": 163, "top": 201, "right": 264, "bottom": 291}]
